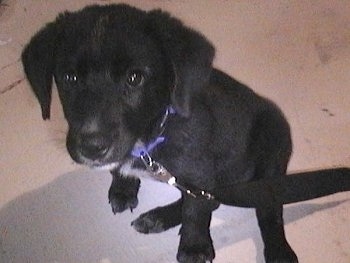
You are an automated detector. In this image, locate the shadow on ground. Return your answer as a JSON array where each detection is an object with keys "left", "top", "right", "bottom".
[{"left": 0, "top": 170, "right": 347, "bottom": 263}]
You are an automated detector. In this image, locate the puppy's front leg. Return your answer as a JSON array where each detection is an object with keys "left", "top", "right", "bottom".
[
  {"left": 177, "top": 196, "right": 219, "bottom": 263},
  {"left": 108, "top": 170, "right": 140, "bottom": 214},
  {"left": 132, "top": 198, "right": 183, "bottom": 233}
]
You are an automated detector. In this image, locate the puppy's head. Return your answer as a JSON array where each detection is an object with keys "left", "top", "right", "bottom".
[{"left": 22, "top": 4, "right": 214, "bottom": 169}]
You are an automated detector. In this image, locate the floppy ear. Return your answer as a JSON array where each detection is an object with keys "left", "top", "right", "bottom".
[
  {"left": 145, "top": 10, "right": 215, "bottom": 117},
  {"left": 22, "top": 22, "right": 57, "bottom": 120}
]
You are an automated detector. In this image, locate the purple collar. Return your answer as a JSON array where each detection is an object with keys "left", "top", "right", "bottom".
[
  {"left": 131, "top": 106, "right": 176, "bottom": 158},
  {"left": 129, "top": 105, "right": 216, "bottom": 201}
]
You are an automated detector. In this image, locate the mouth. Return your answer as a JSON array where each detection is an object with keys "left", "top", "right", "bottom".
[
  {"left": 71, "top": 149, "right": 121, "bottom": 171},
  {"left": 79, "top": 146, "right": 122, "bottom": 170},
  {"left": 66, "top": 131, "right": 138, "bottom": 171}
]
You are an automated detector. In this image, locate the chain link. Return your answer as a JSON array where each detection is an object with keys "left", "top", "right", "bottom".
[{"left": 139, "top": 151, "right": 215, "bottom": 200}]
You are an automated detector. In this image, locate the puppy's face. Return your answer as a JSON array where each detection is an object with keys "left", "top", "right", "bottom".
[
  {"left": 53, "top": 12, "right": 170, "bottom": 169},
  {"left": 22, "top": 4, "right": 215, "bottom": 169}
]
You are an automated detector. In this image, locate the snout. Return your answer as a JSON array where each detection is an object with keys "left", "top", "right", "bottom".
[
  {"left": 79, "top": 132, "right": 111, "bottom": 161},
  {"left": 66, "top": 126, "right": 120, "bottom": 169},
  {"left": 65, "top": 118, "right": 136, "bottom": 170}
]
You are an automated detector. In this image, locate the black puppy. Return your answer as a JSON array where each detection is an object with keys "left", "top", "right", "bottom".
[{"left": 22, "top": 4, "right": 349, "bottom": 263}]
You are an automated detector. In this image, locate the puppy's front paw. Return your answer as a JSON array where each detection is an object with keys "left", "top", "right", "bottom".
[
  {"left": 109, "top": 191, "right": 138, "bottom": 214},
  {"left": 131, "top": 212, "right": 165, "bottom": 234},
  {"left": 108, "top": 177, "right": 140, "bottom": 214},
  {"left": 176, "top": 244, "right": 215, "bottom": 263}
]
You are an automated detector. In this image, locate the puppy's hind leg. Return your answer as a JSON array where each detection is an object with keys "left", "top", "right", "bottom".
[
  {"left": 177, "top": 196, "right": 219, "bottom": 263},
  {"left": 256, "top": 204, "right": 298, "bottom": 263},
  {"left": 253, "top": 158, "right": 298, "bottom": 262},
  {"left": 253, "top": 152, "right": 297, "bottom": 262},
  {"left": 250, "top": 107, "right": 297, "bottom": 262},
  {"left": 132, "top": 198, "right": 183, "bottom": 233}
]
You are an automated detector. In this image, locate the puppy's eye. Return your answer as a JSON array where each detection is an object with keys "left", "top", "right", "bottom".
[
  {"left": 126, "top": 70, "right": 144, "bottom": 87},
  {"left": 63, "top": 72, "right": 78, "bottom": 83}
]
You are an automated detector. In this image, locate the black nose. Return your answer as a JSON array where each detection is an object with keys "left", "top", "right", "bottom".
[{"left": 79, "top": 134, "right": 110, "bottom": 160}]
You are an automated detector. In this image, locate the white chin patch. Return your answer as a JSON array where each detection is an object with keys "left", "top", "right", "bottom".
[
  {"left": 119, "top": 160, "right": 150, "bottom": 178},
  {"left": 92, "top": 162, "right": 120, "bottom": 171}
]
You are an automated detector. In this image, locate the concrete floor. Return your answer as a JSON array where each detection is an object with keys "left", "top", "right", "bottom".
[{"left": 0, "top": 0, "right": 349, "bottom": 262}]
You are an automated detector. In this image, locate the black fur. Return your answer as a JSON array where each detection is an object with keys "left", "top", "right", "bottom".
[{"left": 22, "top": 4, "right": 349, "bottom": 263}]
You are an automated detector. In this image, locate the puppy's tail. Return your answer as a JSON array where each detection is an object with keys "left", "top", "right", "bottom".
[{"left": 214, "top": 167, "right": 350, "bottom": 208}]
